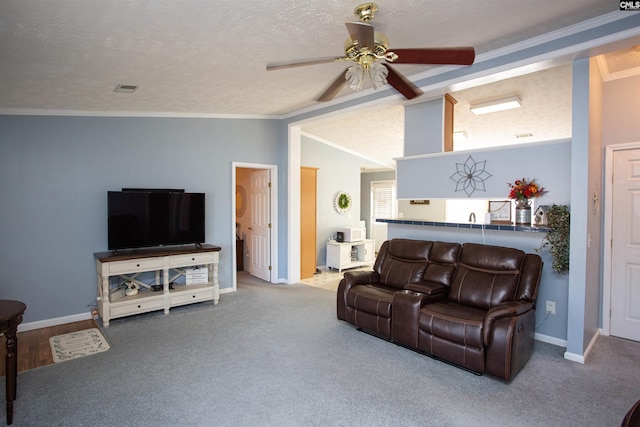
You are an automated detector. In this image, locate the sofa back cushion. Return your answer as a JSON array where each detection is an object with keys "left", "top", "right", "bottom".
[
  {"left": 374, "top": 239, "right": 433, "bottom": 290},
  {"left": 422, "top": 241, "right": 461, "bottom": 286},
  {"left": 448, "top": 243, "right": 525, "bottom": 310}
]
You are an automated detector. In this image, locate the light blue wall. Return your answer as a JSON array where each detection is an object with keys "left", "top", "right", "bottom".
[
  {"left": 301, "top": 135, "right": 368, "bottom": 267},
  {"left": 585, "top": 59, "right": 604, "bottom": 349},
  {"left": 0, "top": 115, "right": 284, "bottom": 323},
  {"left": 566, "top": 59, "right": 591, "bottom": 355},
  {"left": 404, "top": 98, "right": 444, "bottom": 156},
  {"left": 397, "top": 140, "right": 571, "bottom": 203}
]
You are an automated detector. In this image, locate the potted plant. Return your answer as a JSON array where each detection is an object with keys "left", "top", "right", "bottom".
[{"left": 535, "top": 204, "right": 570, "bottom": 274}]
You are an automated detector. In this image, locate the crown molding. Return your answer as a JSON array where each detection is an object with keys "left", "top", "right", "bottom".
[{"left": 0, "top": 108, "right": 279, "bottom": 120}]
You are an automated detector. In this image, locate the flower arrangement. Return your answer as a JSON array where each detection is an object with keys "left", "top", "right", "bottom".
[{"left": 507, "top": 178, "right": 548, "bottom": 200}]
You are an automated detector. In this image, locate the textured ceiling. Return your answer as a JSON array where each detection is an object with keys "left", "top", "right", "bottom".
[
  {"left": 600, "top": 46, "right": 640, "bottom": 75},
  {"left": 301, "top": 63, "right": 576, "bottom": 171},
  {"left": 0, "top": 1, "right": 637, "bottom": 169},
  {"left": 0, "top": 0, "right": 618, "bottom": 116}
]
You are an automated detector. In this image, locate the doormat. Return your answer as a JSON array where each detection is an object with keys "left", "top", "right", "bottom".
[{"left": 49, "top": 328, "right": 110, "bottom": 363}]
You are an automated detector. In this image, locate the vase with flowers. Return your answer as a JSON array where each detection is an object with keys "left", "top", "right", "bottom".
[{"left": 507, "top": 178, "right": 548, "bottom": 225}]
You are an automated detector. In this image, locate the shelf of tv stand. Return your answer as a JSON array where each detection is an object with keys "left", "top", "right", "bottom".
[{"left": 94, "top": 244, "right": 221, "bottom": 326}]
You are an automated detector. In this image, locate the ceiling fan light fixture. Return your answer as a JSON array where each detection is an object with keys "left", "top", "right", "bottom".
[
  {"left": 470, "top": 96, "right": 521, "bottom": 115},
  {"left": 369, "top": 62, "right": 388, "bottom": 89},
  {"left": 345, "top": 62, "right": 389, "bottom": 91},
  {"left": 346, "top": 64, "right": 366, "bottom": 90},
  {"left": 267, "top": 3, "right": 475, "bottom": 102}
]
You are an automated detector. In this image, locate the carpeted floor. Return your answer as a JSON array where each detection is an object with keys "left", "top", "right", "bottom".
[{"left": 3, "top": 273, "right": 640, "bottom": 426}]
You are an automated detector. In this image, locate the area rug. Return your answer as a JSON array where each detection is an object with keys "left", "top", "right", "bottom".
[{"left": 49, "top": 328, "right": 110, "bottom": 363}]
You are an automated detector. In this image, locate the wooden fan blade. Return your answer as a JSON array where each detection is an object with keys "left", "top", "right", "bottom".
[
  {"left": 383, "top": 64, "right": 423, "bottom": 100},
  {"left": 316, "top": 69, "right": 348, "bottom": 102},
  {"left": 266, "top": 56, "right": 346, "bottom": 71},
  {"left": 345, "top": 22, "right": 375, "bottom": 49},
  {"left": 390, "top": 47, "right": 475, "bottom": 65}
]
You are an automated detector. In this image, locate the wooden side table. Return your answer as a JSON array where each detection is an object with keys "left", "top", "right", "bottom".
[{"left": 0, "top": 300, "right": 26, "bottom": 425}]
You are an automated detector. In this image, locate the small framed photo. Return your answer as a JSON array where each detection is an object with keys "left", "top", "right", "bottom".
[{"left": 489, "top": 200, "right": 511, "bottom": 224}]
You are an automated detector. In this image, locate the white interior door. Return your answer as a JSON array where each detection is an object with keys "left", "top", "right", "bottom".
[
  {"left": 248, "top": 169, "right": 271, "bottom": 282},
  {"left": 611, "top": 148, "right": 640, "bottom": 342}
]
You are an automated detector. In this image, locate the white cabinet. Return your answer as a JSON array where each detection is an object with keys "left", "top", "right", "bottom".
[
  {"left": 326, "top": 239, "right": 375, "bottom": 272},
  {"left": 95, "top": 245, "right": 221, "bottom": 326}
]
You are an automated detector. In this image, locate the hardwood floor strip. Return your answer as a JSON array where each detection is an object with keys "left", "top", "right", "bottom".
[{"left": 0, "top": 319, "right": 97, "bottom": 376}]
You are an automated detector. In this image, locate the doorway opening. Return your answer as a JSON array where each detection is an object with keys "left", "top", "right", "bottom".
[{"left": 232, "top": 162, "right": 278, "bottom": 289}]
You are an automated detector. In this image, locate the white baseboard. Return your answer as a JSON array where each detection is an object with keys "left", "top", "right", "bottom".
[
  {"left": 564, "top": 351, "right": 585, "bottom": 364},
  {"left": 17, "top": 291, "right": 238, "bottom": 332},
  {"left": 535, "top": 332, "right": 567, "bottom": 347},
  {"left": 563, "top": 329, "right": 601, "bottom": 364},
  {"left": 18, "top": 312, "right": 93, "bottom": 333}
]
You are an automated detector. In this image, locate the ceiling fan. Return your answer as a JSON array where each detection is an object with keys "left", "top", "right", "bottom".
[{"left": 266, "top": 2, "right": 475, "bottom": 102}]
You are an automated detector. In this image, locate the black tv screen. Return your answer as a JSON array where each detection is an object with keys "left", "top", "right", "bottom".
[{"left": 108, "top": 191, "right": 205, "bottom": 250}]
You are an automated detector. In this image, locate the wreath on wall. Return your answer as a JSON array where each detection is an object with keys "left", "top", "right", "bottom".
[{"left": 334, "top": 191, "right": 352, "bottom": 215}]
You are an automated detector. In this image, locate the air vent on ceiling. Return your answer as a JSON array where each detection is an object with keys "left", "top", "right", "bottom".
[
  {"left": 515, "top": 133, "right": 533, "bottom": 138},
  {"left": 114, "top": 84, "right": 138, "bottom": 93}
]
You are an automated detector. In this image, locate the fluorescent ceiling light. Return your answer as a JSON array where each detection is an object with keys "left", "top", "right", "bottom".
[{"left": 470, "top": 96, "right": 521, "bottom": 115}]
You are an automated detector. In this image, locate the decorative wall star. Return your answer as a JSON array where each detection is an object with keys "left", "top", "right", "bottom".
[{"left": 449, "top": 155, "right": 493, "bottom": 197}]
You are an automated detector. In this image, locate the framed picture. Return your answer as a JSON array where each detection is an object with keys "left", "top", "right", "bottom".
[{"left": 489, "top": 200, "right": 511, "bottom": 224}]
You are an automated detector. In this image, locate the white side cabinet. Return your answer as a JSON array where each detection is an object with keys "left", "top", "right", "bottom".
[
  {"left": 95, "top": 245, "right": 221, "bottom": 326},
  {"left": 326, "top": 239, "right": 375, "bottom": 272}
]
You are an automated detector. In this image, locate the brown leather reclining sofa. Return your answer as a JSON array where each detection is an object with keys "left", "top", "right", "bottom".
[{"left": 336, "top": 238, "right": 543, "bottom": 382}]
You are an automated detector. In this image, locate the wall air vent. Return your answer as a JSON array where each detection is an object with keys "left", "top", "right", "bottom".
[
  {"left": 114, "top": 84, "right": 138, "bottom": 93},
  {"left": 515, "top": 133, "right": 533, "bottom": 138}
]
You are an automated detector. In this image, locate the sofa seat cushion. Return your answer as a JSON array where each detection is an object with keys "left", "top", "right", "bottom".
[
  {"left": 346, "top": 285, "right": 395, "bottom": 317},
  {"left": 419, "top": 301, "right": 486, "bottom": 348}
]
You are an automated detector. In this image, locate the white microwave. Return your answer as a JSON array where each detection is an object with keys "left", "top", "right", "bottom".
[{"left": 337, "top": 227, "right": 366, "bottom": 242}]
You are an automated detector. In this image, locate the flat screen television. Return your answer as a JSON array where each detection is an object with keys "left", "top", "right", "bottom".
[{"left": 108, "top": 190, "right": 205, "bottom": 251}]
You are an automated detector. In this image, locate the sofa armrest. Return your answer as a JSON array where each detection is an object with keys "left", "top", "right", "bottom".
[
  {"left": 483, "top": 301, "right": 533, "bottom": 346},
  {"left": 342, "top": 270, "right": 380, "bottom": 287},
  {"left": 405, "top": 280, "right": 448, "bottom": 297},
  {"left": 336, "top": 270, "right": 380, "bottom": 320}
]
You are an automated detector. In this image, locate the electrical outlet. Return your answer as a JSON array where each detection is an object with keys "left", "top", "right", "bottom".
[{"left": 546, "top": 300, "right": 556, "bottom": 315}]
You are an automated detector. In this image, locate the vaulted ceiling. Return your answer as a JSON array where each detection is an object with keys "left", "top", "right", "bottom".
[{"left": 1, "top": 1, "right": 639, "bottom": 167}]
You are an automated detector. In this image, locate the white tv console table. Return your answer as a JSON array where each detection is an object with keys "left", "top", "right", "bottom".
[
  {"left": 94, "top": 244, "right": 220, "bottom": 326},
  {"left": 326, "top": 239, "right": 375, "bottom": 272}
]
